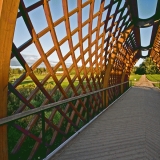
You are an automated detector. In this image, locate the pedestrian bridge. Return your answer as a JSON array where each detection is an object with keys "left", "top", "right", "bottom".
[
  {"left": 47, "top": 75, "right": 160, "bottom": 160},
  {"left": 0, "top": 0, "right": 160, "bottom": 160}
]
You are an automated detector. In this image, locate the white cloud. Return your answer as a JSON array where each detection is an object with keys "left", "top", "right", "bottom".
[{"left": 10, "top": 54, "right": 72, "bottom": 68}]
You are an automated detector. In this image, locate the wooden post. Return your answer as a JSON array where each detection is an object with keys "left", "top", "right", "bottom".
[
  {"left": 0, "top": 1, "right": 20, "bottom": 159},
  {"left": 103, "top": 55, "right": 115, "bottom": 107}
]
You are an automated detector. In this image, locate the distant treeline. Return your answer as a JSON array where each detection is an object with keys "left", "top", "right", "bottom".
[
  {"left": 9, "top": 67, "right": 64, "bottom": 75},
  {"left": 9, "top": 67, "right": 93, "bottom": 75},
  {"left": 132, "top": 58, "right": 160, "bottom": 75},
  {"left": 9, "top": 67, "right": 48, "bottom": 75}
]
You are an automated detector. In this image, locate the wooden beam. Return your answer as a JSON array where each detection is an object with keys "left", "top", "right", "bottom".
[
  {"left": 103, "top": 25, "right": 133, "bottom": 106},
  {"left": 121, "top": 71, "right": 126, "bottom": 94},
  {"left": 0, "top": 0, "right": 20, "bottom": 159}
]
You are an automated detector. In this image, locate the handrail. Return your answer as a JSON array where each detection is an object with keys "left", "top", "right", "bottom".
[{"left": 0, "top": 81, "right": 129, "bottom": 126}]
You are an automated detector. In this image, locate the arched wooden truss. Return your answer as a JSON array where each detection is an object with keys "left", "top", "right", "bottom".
[{"left": 0, "top": 0, "right": 160, "bottom": 159}]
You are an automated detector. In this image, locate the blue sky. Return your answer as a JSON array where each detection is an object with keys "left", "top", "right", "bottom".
[
  {"left": 12, "top": 0, "right": 121, "bottom": 68},
  {"left": 11, "top": 0, "right": 158, "bottom": 68}
]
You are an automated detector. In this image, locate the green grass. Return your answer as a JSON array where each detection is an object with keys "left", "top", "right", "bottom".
[
  {"left": 129, "top": 74, "right": 141, "bottom": 81},
  {"left": 8, "top": 74, "right": 90, "bottom": 159},
  {"left": 146, "top": 74, "right": 160, "bottom": 81},
  {"left": 129, "top": 74, "right": 141, "bottom": 86},
  {"left": 129, "top": 74, "right": 160, "bottom": 88},
  {"left": 9, "top": 74, "right": 77, "bottom": 88},
  {"left": 146, "top": 74, "right": 160, "bottom": 88}
]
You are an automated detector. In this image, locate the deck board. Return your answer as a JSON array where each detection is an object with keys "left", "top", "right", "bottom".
[{"left": 49, "top": 77, "right": 160, "bottom": 160}]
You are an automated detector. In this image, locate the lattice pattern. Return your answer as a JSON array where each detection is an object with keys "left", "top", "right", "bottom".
[
  {"left": 8, "top": 0, "right": 135, "bottom": 159},
  {"left": 150, "top": 26, "right": 160, "bottom": 69}
]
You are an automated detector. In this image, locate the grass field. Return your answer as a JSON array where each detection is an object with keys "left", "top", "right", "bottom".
[
  {"left": 129, "top": 74, "right": 141, "bottom": 86},
  {"left": 8, "top": 74, "right": 84, "bottom": 159},
  {"left": 129, "top": 74, "right": 141, "bottom": 81},
  {"left": 11, "top": 73, "right": 144, "bottom": 88},
  {"left": 10, "top": 73, "right": 160, "bottom": 89},
  {"left": 129, "top": 74, "right": 160, "bottom": 88},
  {"left": 146, "top": 74, "right": 160, "bottom": 81},
  {"left": 146, "top": 74, "right": 160, "bottom": 88},
  {"left": 9, "top": 74, "right": 77, "bottom": 88}
]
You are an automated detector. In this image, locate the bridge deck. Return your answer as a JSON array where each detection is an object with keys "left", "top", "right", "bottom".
[{"left": 49, "top": 76, "right": 160, "bottom": 160}]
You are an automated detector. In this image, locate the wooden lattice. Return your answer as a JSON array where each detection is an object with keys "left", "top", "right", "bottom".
[
  {"left": 150, "top": 26, "right": 160, "bottom": 69},
  {"left": 0, "top": 0, "right": 158, "bottom": 159}
]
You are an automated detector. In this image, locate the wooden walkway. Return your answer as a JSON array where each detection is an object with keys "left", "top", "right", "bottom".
[{"left": 48, "top": 76, "right": 160, "bottom": 160}]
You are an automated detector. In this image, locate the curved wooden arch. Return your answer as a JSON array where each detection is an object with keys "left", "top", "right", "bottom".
[{"left": 0, "top": 1, "right": 20, "bottom": 159}]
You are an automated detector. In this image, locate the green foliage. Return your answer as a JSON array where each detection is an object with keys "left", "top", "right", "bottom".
[
  {"left": 33, "top": 67, "right": 47, "bottom": 74},
  {"left": 131, "top": 66, "right": 138, "bottom": 74},
  {"left": 134, "top": 58, "right": 160, "bottom": 75},
  {"left": 9, "top": 68, "right": 23, "bottom": 75},
  {"left": 146, "top": 74, "right": 160, "bottom": 88},
  {"left": 7, "top": 82, "right": 87, "bottom": 159},
  {"left": 146, "top": 74, "right": 160, "bottom": 81},
  {"left": 129, "top": 74, "right": 141, "bottom": 86},
  {"left": 129, "top": 74, "right": 141, "bottom": 81},
  {"left": 7, "top": 68, "right": 97, "bottom": 159}
]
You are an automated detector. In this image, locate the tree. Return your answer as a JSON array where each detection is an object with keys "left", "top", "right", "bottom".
[{"left": 134, "top": 58, "right": 160, "bottom": 75}]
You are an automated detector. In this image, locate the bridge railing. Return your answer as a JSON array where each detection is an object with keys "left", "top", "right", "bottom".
[{"left": 0, "top": 81, "right": 129, "bottom": 159}]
